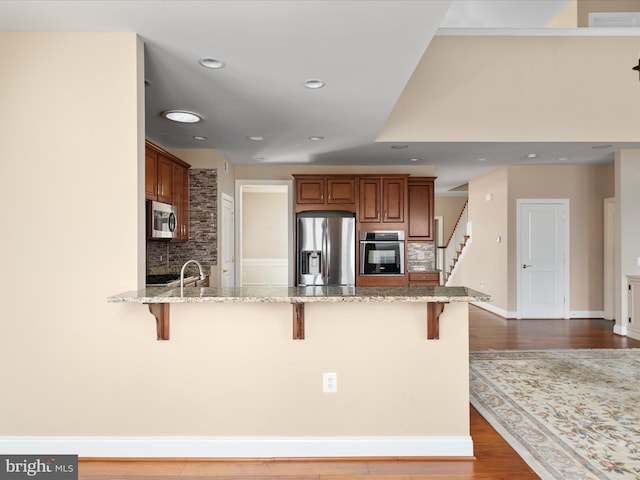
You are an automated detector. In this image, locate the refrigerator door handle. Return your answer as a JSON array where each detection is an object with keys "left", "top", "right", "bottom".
[{"left": 324, "top": 223, "right": 330, "bottom": 280}]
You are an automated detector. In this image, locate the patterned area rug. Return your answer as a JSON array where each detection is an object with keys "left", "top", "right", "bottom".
[{"left": 470, "top": 349, "right": 640, "bottom": 480}]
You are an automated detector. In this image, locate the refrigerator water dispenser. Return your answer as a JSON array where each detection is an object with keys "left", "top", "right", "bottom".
[{"left": 301, "top": 251, "right": 322, "bottom": 275}]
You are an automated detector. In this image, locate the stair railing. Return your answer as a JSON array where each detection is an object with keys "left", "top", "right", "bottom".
[{"left": 442, "top": 201, "right": 469, "bottom": 284}]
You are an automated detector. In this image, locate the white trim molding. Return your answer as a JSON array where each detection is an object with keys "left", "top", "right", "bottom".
[
  {"left": 0, "top": 436, "right": 473, "bottom": 458},
  {"left": 570, "top": 310, "right": 605, "bottom": 319},
  {"left": 471, "top": 301, "right": 509, "bottom": 319}
]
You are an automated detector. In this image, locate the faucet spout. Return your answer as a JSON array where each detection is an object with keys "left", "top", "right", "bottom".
[{"left": 180, "top": 260, "right": 205, "bottom": 296}]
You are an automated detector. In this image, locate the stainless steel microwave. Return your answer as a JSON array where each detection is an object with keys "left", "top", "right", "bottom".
[{"left": 148, "top": 200, "right": 177, "bottom": 239}]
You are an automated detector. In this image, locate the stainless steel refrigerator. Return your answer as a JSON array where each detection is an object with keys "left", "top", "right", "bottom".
[{"left": 297, "top": 211, "right": 356, "bottom": 286}]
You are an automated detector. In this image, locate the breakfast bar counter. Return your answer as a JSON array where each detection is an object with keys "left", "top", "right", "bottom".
[
  {"left": 108, "top": 285, "right": 489, "bottom": 304},
  {"left": 109, "top": 286, "right": 490, "bottom": 341},
  {"left": 106, "top": 285, "right": 491, "bottom": 458}
]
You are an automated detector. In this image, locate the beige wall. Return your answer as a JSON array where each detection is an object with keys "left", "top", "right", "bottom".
[
  {"left": 452, "top": 164, "right": 614, "bottom": 316},
  {"left": 435, "top": 196, "right": 468, "bottom": 245},
  {"left": 242, "top": 191, "right": 289, "bottom": 258},
  {"left": 0, "top": 32, "right": 145, "bottom": 431},
  {"left": 450, "top": 169, "right": 509, "bottom": 311},
  {"left": 578, "top": 0, "right": 640, "bottom": 26},
  {"left": 0, "top": 33, "right": 470, "bottom": 451},
  {"left": 101, "top": 301, "right": 470, "bottom": 438},
  {"left": 381, "top": 34, "right": 640, "bottom": 143},
  {"left": 507, "top": 164, "right": 613, "bottom": 314},
  {"left": 615, "top": 150, "right": 640, "bottom": 337}
]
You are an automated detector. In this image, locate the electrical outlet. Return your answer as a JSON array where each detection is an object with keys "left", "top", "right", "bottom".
[{"left": 323, "top": 372, "right": 337, "bottom": 393}]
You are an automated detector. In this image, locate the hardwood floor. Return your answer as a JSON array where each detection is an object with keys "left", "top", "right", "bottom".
[{"left": 79, "top": 305, "right": 640, "bottom": 479}]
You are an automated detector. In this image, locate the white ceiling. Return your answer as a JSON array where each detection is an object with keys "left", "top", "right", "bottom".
[{"left": 1, "top": 0, "right": 637, "bottom": 194}]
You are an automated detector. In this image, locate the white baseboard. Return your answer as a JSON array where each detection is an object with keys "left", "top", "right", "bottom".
[
  {"left": 471, "top": 301, "right": 509, "bottom": 318},
  {"left": 570, "top": 310, "right": 605, "bottom": 319},
  {"left": 0, "top": 436, "right": 473, "bottom": 458},
  {"left": 472, "top": 303, "right": 607, "bottom": 321},
  {"left": 626, "top": 327, "right": 640, "bottom": 340},
  {"left": 614, "top": 324, "right": 628, "bottom": 336}
]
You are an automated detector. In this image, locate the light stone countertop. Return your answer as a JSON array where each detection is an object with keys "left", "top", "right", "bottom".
[{"left": 108, "top": 285, "right": 491, "bottom": 304}]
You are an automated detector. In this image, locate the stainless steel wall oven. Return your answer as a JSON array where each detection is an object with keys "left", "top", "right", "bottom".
[{"left": 359, "top": 230, "right": 405, "bottom": 275}]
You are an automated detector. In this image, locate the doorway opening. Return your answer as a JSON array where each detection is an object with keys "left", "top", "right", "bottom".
[{"left": 235, "top": 180, "right": 294, "bottom": 287}]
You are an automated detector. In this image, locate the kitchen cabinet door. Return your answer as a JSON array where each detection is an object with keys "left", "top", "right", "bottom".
[
  {"left": 358, "top": 177, "right": 381, "bottom": 223},
  {"left": 327, "top": 177, "right": 356, "bottom": 204},
  {"left": 359, "top": 176, "right": 406, "bottom": 224},
  {"left": 157, "top": 154, "right": 173, "bottom": 204},
  {"left": 407, "top": 177, "right": 435, "bottom": 240},
  {"left": 296, "top": 177, "right": 325, "bottom": 204},
  {"left": 382, "top": 177, "right": 405, "bottom": 223},
  {"left": 172, "top": 162, "right": 189, "bottom": 241},
  {"left": 145, "top": 149, "right": 158, "bottom": 200}
]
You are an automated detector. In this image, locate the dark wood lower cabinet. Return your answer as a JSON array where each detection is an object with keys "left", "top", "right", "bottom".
[{"left": 408, "top": 272, "right": 440, "bottom": 286}]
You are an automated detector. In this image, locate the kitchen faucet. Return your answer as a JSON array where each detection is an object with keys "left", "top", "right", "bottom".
[{"left": 180, "top": 259, "right": 206, "bottom": 296}]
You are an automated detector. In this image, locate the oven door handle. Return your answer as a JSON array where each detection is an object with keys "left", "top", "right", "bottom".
[{"left": 359, "top": 240, "right": 401, "bottom": 245}]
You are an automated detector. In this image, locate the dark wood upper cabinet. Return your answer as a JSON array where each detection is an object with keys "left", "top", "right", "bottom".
[
  {"left": 294, "top": 175, "right": 357, "bottom": 212},
  {"left": 382, "top": 177, "right": 405, "bottom": 223},
  {"left": 358, "top": 177, "right": 381, "bottom": 223},
  {"left": 326, "top": 177, "right": 356, "bottom": 204},
  {"left": 407, "top": 177, "right": 435, "bottom": 240},
  {"left": 359, "top": 176, "right": 406, "bottom": 224},
  {"left": 145, "top": 149, "right": 158, "bottom": 199},
  {"left": 157, "top": 155, "right": 173, "bottom": 204},
  {"left": 296, "top": 176, "right": 325, "bottom": 204},
  {"left": 172, "top": 162, "right": 189, "bottom": 241},
  {"left": 145, "top": 140, "right": 191, "bottom": 242}
]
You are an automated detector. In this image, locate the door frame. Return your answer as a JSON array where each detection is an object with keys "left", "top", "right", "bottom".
[
  {"left": 603, "top": 197, "right": 615, "bottom": 320},
  {"left": 235, "top": 179, "right": 294, "bottom": 287},
  {"left": 220, "top": 192, "right": 235, "bottom": 287},
  {"left": 516, "top": 198, "right": 570, "bottom": 319}
]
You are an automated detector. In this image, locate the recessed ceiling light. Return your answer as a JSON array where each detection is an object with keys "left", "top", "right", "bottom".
[
  {"left": 526, "top": 153, "right": 537, "bottom": 159},
  {"left": 390, "top": 145, "right": 408, "bottom": 149},
  {"left": 308, "top": 136, "right": 324, "bottom": 141},
  {"left": 255, "top": 157, "right": 265, "bottom": 161},
  {"left": 557, "top": 156, "right": 569, "bottom": 161},
  {"left": 193, "top": 136, "right": 207, "bottom": 140},
  {"left": 246, "top": 136, "right": 264, "bottom": 141},
  {"left": 199, "top": 58, "right": 225, "bottom": 69},
  {"left": 477, "top": 158, "right": 487, "bottom": 162},
  {"left": 409, "top": 158, "right": 419, "bottom": 162},
  {"left": 162, "top": 110, "right": 203, "bottom": 123},
  {"left": 304, "top": 79, "right": 326, "bottom": 89},
  {"left": 592, "top": 144, "right": 612, "bottom": 149}
]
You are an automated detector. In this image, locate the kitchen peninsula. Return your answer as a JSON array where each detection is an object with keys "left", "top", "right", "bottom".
[{"left": 107, "top": 285, "right": 490, "bottom": 458}]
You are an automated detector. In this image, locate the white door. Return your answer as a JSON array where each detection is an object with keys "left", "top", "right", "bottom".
[
  {"left": 221, "top": 193, "right": 235, "bottom": 287},
  {"left": 517, "top": 199, "right": 569, "bottom": 319}
]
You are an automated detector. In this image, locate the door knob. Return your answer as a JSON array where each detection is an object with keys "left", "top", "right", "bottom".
[
  {"left": 223, "top": 269, "right": 229, "bottom": 273},
  {"left": 522, "top": 264, "right": 532, "bottom": 269}
]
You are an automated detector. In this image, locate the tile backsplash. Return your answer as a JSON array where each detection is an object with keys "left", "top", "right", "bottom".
[
  {"left": 407, "top": 241, "right": 436, "bottom": 272},
  {"left": 146, "top": 168, "right": 217, "bottom": 275}
]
